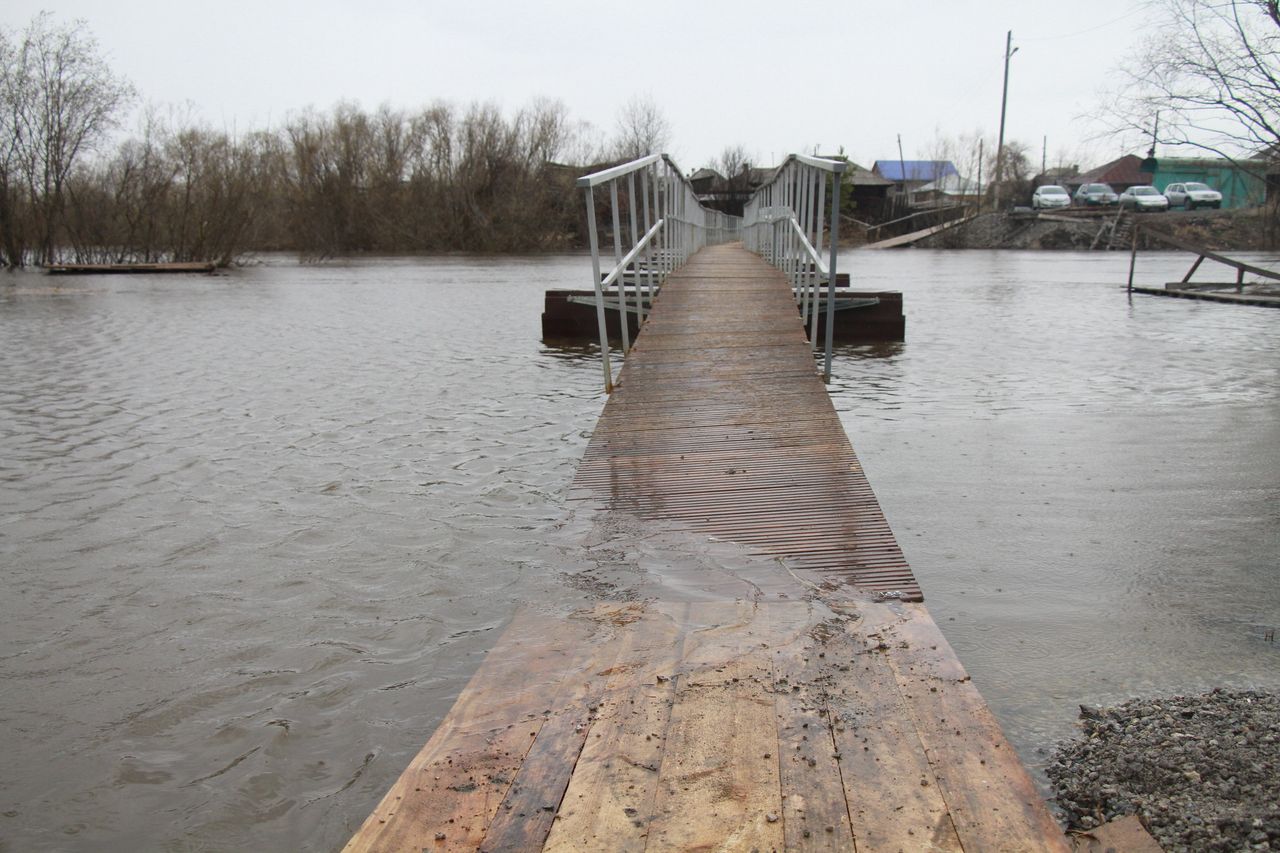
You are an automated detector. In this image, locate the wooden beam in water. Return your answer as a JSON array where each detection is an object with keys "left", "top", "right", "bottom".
[{"left": 45, "top": 261, "right": 217, "bottom": 274}]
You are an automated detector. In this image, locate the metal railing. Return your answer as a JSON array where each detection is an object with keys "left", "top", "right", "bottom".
[
  {"left": 579, "top": 154, "right": 740, "bottom": 392},
  {"left": 742, "top": 154, "right": 846, "bottom": 382}
]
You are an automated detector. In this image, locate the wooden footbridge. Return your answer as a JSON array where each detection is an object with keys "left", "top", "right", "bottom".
[{"left": 345, "top": 156, "right": 1069, "bottom": 851}]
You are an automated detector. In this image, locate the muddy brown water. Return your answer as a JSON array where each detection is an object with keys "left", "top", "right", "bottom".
[{"left": 2, "top": 250, "right": 1277, "bottom": 850}]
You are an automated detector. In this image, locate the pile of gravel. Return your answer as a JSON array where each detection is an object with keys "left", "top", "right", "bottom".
[{"left": 1049, "top": 689, "right": 1280, "bottom": 852}]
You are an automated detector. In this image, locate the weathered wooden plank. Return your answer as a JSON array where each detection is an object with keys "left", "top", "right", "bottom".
[
  {"left": 345, "top": 606, "right": 633, "bottom": 853},
  {"left": 830, "top": 612, "right": 964, "bottom": 852},
  {"left": 875, "top": 603, "right": 1072, "bottom": 853},
  {"left": 543, "top": 602, "right": 689, "bottom": 851},
  {"left": 645, "top": 655, "right": 784, "bottom": 852},
  {"left": 343, "top": 610, "right": 588, "bottom": 852},
  {"left": 772, "top": 619, "right": 857, "bottom": 850},
  {"left": 479, "top": 604, "right": 662, "bottom": 851}
]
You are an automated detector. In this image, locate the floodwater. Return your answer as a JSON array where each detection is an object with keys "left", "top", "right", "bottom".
[{"left": 1, "top": 249, "right": 1277, "bottom": 850}]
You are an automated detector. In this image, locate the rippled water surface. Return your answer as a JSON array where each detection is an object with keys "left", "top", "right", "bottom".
[
  {"left": 2, "top": 249, "right": 1278, "bottom": 850},
  {"left": 829, "top": 249, "right": 1280, "bottom": 772}
]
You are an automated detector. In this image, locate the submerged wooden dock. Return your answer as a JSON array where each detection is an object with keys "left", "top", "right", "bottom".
[
  {"left": 45, "top": 261, "right": 217, "bottom": 274},
  {"left": 346, "top": 244, "right": 1068, "bottom": 851}
]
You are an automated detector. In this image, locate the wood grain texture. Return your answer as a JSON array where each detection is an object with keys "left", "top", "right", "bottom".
[
  {"left": 646, "top": 655, "right": 784, "bottom": 852},
  {"left": 876, "top": 603, "right": 1072, "bottom": 853},
  {"left": 543, "top": 603, "right": 690, "bottom": 852},
  {"left": 773, "top": 621, "right": 856, "bottom": 850}
]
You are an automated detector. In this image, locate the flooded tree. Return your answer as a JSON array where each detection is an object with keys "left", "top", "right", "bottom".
[
  {"left": 0, "top": 14, "right": 632, "bottom": 263},
  {"left": 0, "top": 13, "right": 134, "bottom": 266}
]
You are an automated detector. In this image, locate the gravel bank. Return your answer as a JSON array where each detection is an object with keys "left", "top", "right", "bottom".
[
  {"left": 1049, "top": 690, "right": 1280, "bottom": 852},
  {"left": 908, "top": 207, "right": 1273, "bottom": 250}
]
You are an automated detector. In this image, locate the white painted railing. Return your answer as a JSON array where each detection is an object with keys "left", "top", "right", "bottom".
[
  {"left": 742, "top": 154, "right": 846, "bottom": 382},
  {"left": 578, "top": 154, "right": 740, "bottom": 392}
]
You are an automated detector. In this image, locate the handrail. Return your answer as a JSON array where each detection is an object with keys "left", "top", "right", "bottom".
[
  {"left": 742, "top": 154, "right": 847, "bottom": 382},
  {"left": 576, "top": 154, "right": 663, "bottom": 188},
  {"left": 579, "top": 153, "right": 741, "bottom": 392},
  {"left": 789, "top": 217, "right": 828, "bottom": 276},
  {"left": 601, "top": 219, "right": 664, "bottom": 288}
]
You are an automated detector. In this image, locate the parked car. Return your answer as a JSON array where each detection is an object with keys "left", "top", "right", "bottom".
[
  {"left": 1031, "top": 185, "right": 1072, "bottom": 209},
  {"left": 1118, "top": 185, "right": 1169, "bottom": 212},
  {"left": 1073, "top": 183, "right": 1119, "bottom": 206},
  {"left": 1163, "top": 182, "right": 1223, "bottom": 209}
]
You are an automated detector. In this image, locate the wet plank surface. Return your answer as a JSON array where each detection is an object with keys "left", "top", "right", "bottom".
[
  {"left": 346, "top": 601, "right": 1067, "bottom": 852},
  {"left": 346, "top": 244, "right": 1068, "bottom": 851},
  {"left": 571, "top": 244, "right": 920, "bottom": 601}
]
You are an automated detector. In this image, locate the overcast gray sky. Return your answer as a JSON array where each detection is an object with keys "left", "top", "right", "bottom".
[{"left": 3, "top": 0, "right": 1151, "bottom": 172}]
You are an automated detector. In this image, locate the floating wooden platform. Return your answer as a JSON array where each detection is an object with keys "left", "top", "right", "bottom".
[
  {"left": 347, "top": 244, "right": 1067, "bottom": 851},
  {"left": 1131, "top": 285, "right": 1280, "bottom": 307},
  {"left": 541, "top": 289, "right": 905, "bottom": 345},
  {"left": 45, "top": 261, "right": 217, "bottom": 275}
]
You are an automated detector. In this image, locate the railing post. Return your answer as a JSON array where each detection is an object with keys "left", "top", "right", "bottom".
[
  {"left": 1127, "top": 222, "right": 1139, "bottom": 293},
  {"left": 811, "top": 168, "right": 826, "bottom": 349},
  {"left": 823, "top": 166, "right": 844, "bottom": 384},
  {"left": 609, "top": 180, "right": 631, "bottom": 354},
  {"left": 798, "top": 162, "right": 808, "bottom": 318},
  {"left": 584, "top": 185, "right": 613, "bottom": 392},
  {"left": 627, "top": 172, "right": 642, "bottom": 325},
  {"left": 640, "top": 168, "right": 656, "bottom": 307}
]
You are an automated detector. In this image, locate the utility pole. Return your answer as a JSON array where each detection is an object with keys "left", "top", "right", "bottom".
[
  {"left": 896, "top": 133, "right": 908, "bottom": 210},
  {"left": 976, "top": 138, "right": 984, "bottom": 212},
  {"left": 993, "top": 30, "right": 1017, "bottom": 209},
  {"left": 1042, "top": 135, "right": 1047, "bottom": 177}
]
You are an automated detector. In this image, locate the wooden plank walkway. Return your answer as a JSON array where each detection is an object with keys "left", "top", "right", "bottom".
[
  {"left": 571, "top": 245, "right": 919, "bottom": 601},
  {"left": 346, "top": 244, "right": 1068, "bottom": 852}
]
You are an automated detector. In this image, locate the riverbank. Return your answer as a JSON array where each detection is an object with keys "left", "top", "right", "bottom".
[
  {"left": 1049, "top": 690, "right": 1280, "bottom": 852},
  {"left": 908, "top": 208, "right": 1273, "bottom": 251}
]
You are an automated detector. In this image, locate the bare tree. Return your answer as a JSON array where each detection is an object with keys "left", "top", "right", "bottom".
[
  {"left": 715, "top": 144, "right": 750, "bottom": 190},
  {"left": 612, "top": 95, "right": 670, "bottom": 161},
  {"left": 991, "top": 140, "right": 1032, "bottom": 208},
  {"left": 1103, "top": 0, "right": 1279, "bottom": 160},
  {"left": 0, "top": 26, "right": 27, "bottom": 266},
  {"left": 3, "top": 13, "right": 134, "bottom": 264}
]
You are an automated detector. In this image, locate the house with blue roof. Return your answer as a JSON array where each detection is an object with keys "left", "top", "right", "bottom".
[{"left": 873, "top": 160, "right": 960, "bottom": 197}]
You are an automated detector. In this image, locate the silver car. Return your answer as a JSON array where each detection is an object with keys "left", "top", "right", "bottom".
[
  {"left": 1073, "top": 183, "right": 1119, "bottom": 206},
  {"left": 1118, "top": 185, "right": 1169, "bottom": 212},
  {"left": 1163, "top": 182, "right": 1223, "bottom": 209},
  {"left": 1031, "top": 185, "right": 1072, "bottom": 209}
]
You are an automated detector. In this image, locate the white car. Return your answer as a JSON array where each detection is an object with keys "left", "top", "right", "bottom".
[
  {"left": 1031, "top": 185, "right": 1072, "bottom": 209},
  {"left": 1118, "top": 185, "right": 1169, "bottom": 212},
  {"left": 1163, "top": 182, "right": 1222, "bottom": 210}
]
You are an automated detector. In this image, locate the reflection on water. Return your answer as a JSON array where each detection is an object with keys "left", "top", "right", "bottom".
[
  {"left": 833, "top": 340, "right": 905, "bottom": 360},
  {"left": 1, "top": 249, "right": 1277, "bottom": 849}
]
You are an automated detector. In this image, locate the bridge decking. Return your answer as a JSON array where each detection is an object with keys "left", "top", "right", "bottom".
[{"left": 345, "top": 244, "right": 1067, "bottom": 851}]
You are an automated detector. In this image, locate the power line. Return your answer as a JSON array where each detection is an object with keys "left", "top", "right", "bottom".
[{"left": 1018, "top": 7, "right": 1145, "bottom": 42}]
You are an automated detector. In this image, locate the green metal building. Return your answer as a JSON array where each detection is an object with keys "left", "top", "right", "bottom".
[{"left": 1149, "top": 157, "right": 1268, "bottom": 208}]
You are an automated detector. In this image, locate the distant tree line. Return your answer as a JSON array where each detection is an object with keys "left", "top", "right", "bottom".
[{"left": 0, "top": 14, "right": 680, "bottom": 268}]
